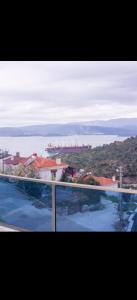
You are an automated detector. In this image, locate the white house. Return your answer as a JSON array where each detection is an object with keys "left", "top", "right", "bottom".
[
  {"left": 23, "top": 154, "right": 68, "bottom": 181},
  {"left": 0, "top": 152, "right": 14, "bottom": 173}
]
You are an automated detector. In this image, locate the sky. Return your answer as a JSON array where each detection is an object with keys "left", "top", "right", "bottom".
[{"left": 0, "top": 61, "right": 137, "bottom": 127}]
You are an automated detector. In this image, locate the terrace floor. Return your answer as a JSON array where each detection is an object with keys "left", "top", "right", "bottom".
[{"left": 0, "top": 224, "right": 19, "bottom": 231}]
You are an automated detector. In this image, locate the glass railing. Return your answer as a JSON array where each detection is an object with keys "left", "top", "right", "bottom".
[
  {"left": 0, "top": 174, "right": 137, "bottom": 231},
  {"left": 56, "top": 185, "right": 137, "bottom": 231},
  {"left": 0, "top": 175, "right": 52, "bottom": 231}
]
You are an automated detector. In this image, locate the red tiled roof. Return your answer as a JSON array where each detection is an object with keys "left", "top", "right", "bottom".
[
  {"left": 4, "top": 156, "right": 27, "bottom": 165},
  {"left": 4, "top": 153, "right": 68, "bottom": 169},
  {"left": 82, "top": 175, "right": 118, "bottom": 186}
]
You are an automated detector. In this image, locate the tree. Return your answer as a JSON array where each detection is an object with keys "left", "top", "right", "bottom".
[
  {"left": 77, "top": 176, "right": 100, "bottom": 186},
  {"left": 12, "top": 164, "right": 40, "bottom": 179}
]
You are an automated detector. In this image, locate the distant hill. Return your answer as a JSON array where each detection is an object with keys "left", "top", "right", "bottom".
[
  {"left": 60, "top": 136, "right": 137, "bottom": 183},
  {"left": 70, "top": 118, "right": 137, "bottom": 128},
  {"left": 0, "top": 120, "right": 137, "bottom": 136}
]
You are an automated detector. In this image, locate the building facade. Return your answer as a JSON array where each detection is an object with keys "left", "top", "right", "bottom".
[
  {"left": 3, "top": 152, "right": 68, "bottom": 181},
  {"left": 24, "top": 154, "right": 68, "bottom": 181}
]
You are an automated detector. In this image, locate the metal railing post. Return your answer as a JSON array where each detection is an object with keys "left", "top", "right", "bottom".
[{"left": 52, "top": 183, "right": 56, "bottom": 232}]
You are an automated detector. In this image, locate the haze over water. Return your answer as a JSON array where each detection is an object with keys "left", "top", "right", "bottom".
[{"left": 0, "top": 135, "right": 128, "bottom": 157}]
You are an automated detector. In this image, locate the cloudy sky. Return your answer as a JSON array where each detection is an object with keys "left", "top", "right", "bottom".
[{"left": 0, "top": 61, "right": 137, "bottom": 127}]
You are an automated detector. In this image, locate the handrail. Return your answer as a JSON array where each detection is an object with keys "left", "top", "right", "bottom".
[{"left": 0, "top": 173, "right": 137, "bottom": 194}]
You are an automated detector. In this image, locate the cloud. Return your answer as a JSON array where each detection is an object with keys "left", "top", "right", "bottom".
[{"left": 0, "top": 61, "right": 137, "bottom": 126}]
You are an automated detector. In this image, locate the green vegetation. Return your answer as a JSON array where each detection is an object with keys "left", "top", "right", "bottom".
[
  {"left": 58, "top": 136, "right": 137, "bottom": 181},
  {"left": 60, "top": 172, "right": 73, "bottom": 183},
  {"left": 60, "top": 170, "right": 100, "bottom": 185},
  {"left": 10, "top": 165, "right": 40, "bottom": 179},
  {"left": 76, "top": 176, "right": 100, "bottom": 186}
]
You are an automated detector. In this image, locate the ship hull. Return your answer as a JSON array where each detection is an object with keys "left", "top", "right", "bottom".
[{"left": 45, "top": 145, "right": 91, "bottom": 155}]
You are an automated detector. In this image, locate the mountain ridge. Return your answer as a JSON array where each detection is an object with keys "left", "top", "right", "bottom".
[
  {"left": 0, "top": 118, "right": 137, "bottom": 136},
  {"left": 69, "top": 117, "right": 137, "bottom": 128}
]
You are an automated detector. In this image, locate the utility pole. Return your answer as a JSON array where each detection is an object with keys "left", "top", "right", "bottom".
[
  {"left": 119, "top": 166, "right": 123, "bottom": 188},
  {"left": 2, "top": 158, "right": 4, "bottom": 173},
  {"left": 116, "top": 166, "right": 123, "bottom": 188},
  {"left": 116, "top": 166, "right": 123, "bottom": 229},
  {"left": 2, "top": 149, "right": 4, "bottom": 173}
]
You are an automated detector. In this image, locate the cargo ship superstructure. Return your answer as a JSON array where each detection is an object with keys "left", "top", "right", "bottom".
[{"left": 45, "top": 143, "right": 92, "bottom": 155}]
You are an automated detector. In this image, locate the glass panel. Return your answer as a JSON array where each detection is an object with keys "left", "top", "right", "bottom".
[
  {"left": 118, "top": 192, "right": 137, "bottom": 232},
  {"left": 0, "top": 176, "right": 52, "bottom": 231},
  {"left": 56, "top": 185, "right": 137, "bottom": 232},
  {"left": 1, "top": 175, "right": 137, "bottom": 232}
]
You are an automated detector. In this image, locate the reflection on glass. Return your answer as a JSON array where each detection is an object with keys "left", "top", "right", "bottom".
[
  {"left": 56, "top": 186, "right": 137, "bottom": 232},
  {"left": 0, "top": 177, "right": 52, "bottom": 231},
  {"left": 1, "top": 175, "right": 137, "bottom": 232}
]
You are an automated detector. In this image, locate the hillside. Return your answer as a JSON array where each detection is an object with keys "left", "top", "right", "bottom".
[
  {"left": 72, "top": 118, "right": 137, "bottom": 128},
  {"left": 0, "top": 123, "right": 136, "bottom": 136},
  {"left": 59, "top": 136, "right": 137, "bottom": 183}
]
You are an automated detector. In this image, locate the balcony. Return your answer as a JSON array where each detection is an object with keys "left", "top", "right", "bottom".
[{"left": 0, "top": 173, "right": 137, "bottom": 232}]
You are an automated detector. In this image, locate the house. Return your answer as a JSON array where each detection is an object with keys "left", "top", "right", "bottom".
[
  {"left": 3, "top": 152, "right": 68, "bottom": 180},
  {"left": 92, "top": 175, "right": 118, "bottom": 188},
  {"left": 0, "top": 150, "right": 12, "bottom": 172},
  {"left": 76, "top": 174, "right": 118, "bottom": 188},
  {"left": 2, "top": 152, "right": 26, "bottom": 173},
  {"left": 22, "top": 153, "right": 68, "bottom": 181}
]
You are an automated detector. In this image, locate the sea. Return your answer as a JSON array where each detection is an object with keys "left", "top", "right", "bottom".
[{"left": 0, "top": 134, "right": 128, "bottom": 157}]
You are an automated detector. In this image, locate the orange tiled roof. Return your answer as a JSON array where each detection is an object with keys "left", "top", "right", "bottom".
[
  {"left": 23, "top": 155, "right": 68, "bottom": 169},
  {"left": 82, "top": 175, "right": 117, "bottom": 186}
]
